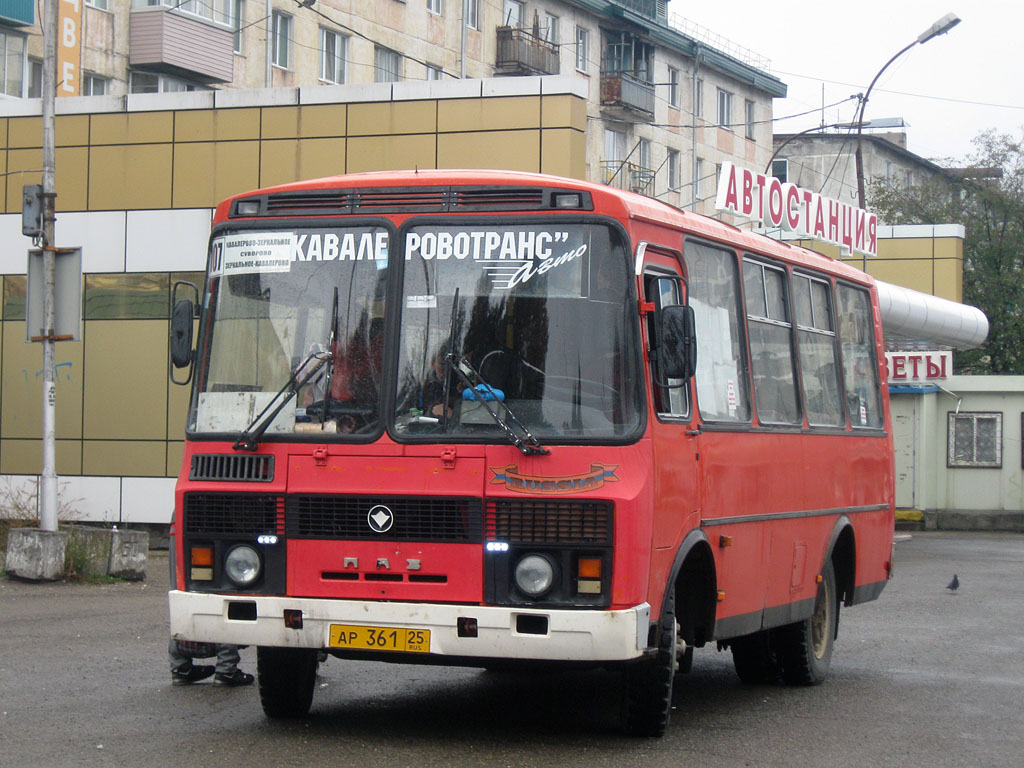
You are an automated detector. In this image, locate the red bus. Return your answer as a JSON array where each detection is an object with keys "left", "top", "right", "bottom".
[{"left": 168, "top": 169, "right": 894, "bottom": 736}]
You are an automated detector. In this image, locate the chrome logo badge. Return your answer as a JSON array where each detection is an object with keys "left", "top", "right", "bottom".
[{"left": 367, "top": 505, "right": 395, "bottom": 533}]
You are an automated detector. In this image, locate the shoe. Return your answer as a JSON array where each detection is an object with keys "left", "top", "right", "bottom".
[
  {"left": 172, "top": 664, "right": 215, "bottom": 686},
  {"left": 214, "top": 669, "right": 255, "bottom": 687}
]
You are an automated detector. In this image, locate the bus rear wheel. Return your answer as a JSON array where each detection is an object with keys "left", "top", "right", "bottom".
[
  {"left": 774, "top": 560, "right": 837, "bottom": 686},
  {"left": 257, "top": 646, "right": 318, "bottom": 718},
  {"left": 622, "top": 590, "right": 677, "bottom": 737}
]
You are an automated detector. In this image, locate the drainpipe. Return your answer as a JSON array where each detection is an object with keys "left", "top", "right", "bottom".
[
  {"left": 460, "top": 0, "right": 467, "bottom": 78},
  {"left": 266, "top": 0, "right": 272, "bottom": 88},
  {"left": 691, "top": 43, "right": 701, "bottom": 211}
]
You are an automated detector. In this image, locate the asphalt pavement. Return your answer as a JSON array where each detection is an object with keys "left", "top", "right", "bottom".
[{"left": 1, "top": 532, "right": 1021, "bottom": 768}]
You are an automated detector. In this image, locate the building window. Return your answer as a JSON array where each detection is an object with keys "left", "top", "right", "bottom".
[
  {"left": 695, "top": 158, "right": 704, "bottom": 199},
  {"left": 772, "top": 158, "right": 788, "bottom": 183},
  {"left": 0, "top": 30, "right": 25, "bottom": 98},
  {"left": 427, "top": 0, "right": 442, "bottom": 15},
  {"left": 544, "top": 13, "right": 559, "bottom": 43},
  {"left": 27, "top": 57, "right": 42, "bottom": 98},
  {"left": 272, "top": 12, "right": 292, "bottom": 69},
  {"left": 129, "top": 71, "right": 207, "bottom": 93},
  {"left": 425, "top": 63, "right": 444, "bottom": 80},
  {"left": 86, "top": 0, "right": 109, "bottom": 9},
  {"left": 667, "top": 66, "right": 679, "bottom": 108},
  {"left": 695, "top": 78, "right": 703, "bottom": 118},
  {"left": 575, "top": 26, "right": 590, "bottom": 72},
  {"left": 667, "top": 149, "right": 680, "bottom": 191},
  {"left": 717, "top": 88, "right": 733, "bottom": 129},
  {"left": 745, "top": 99, "right": 755, "bottom": 140},
  {"left": 82, "top": 74, "right": 109, "bottom": 96},
  {"left": 319, "top": 28, "right": 346, "bottom": 83},
  {"left": 227, "top": 0, "right": 244, "bottom": 53},
  {"left": 374, "top": 46, "right": 402, "bottom": 82},
  {"left": 948, "top": 412, "right": 1002, "bottom": 468},
  {"left": 465, "top": 0, "right": 479, "bottom": 30},
  {"left": 502, "top": 0, "right": 523, "bottom": 28}
]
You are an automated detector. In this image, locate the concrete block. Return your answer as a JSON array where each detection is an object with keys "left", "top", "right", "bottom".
[
  {"left": 66, "top": 526, "right": 114, "bottom": 579},
  {"left": 4, "top": 528, "right": 68, "bottom": 581},
  {"left": 108, "top": 529, "right": 149, "bottom": 581}
]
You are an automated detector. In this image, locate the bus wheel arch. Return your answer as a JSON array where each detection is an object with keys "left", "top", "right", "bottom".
[
  {"left": 667, "top": 529, "right": 718, "bottom": 651},
  {"left": 828, "top": 518, "right": 857, "bottom": 611}
]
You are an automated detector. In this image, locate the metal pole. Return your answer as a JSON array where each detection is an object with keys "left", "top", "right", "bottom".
[
  {"left": 265, "top": 0, "right": 272, "bottom": 87},
  {"left": 40, "top": 0, "right": 58, "bottom": 531}
]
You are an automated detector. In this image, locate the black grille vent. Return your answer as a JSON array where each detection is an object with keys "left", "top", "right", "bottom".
[
  {"left": 189, "top": 454, "right": 274, "bottom": 483},
  {"left": 184, "top": 493, "right": 284, "bottom": 535},
  {"left": 287, "top": 495, "right": 482, "bottom": 543},
  {"left": 485, "top": 500, "right": 613, "bottom": 544},
  {"left": 263, "top": 192, "right": 354, "bottom": 215},
  {"left": 231, "top": 185, "right": 592, "bottom": 218},
  {"left": 453, "top": 188, "right": 545, "bottom": 210}
]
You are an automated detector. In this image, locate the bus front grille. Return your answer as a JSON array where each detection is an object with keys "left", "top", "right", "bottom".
[
  {"left": 484, "top": 499, "right": 613, "bottom": 544},
  {"left": 286, "top": 495, "right": 483, "bottom": 543},
  {"left": 183, "top": 493, "right": 285, "bottom": 535}
]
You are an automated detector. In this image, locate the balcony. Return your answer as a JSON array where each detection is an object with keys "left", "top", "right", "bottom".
[
  {"left": 0, "top": 0, "right": 33, "bottom": 25},
  {"left": 129, "top": 7, "right": 233, "bottom": 84},
  {"left": 495, "top": 27, "right": 560, "bottom": 76},
  {"left": 600, "top": 71, "right": 655, "bottom": 122},
  {"left": 600, "top": 161, "right": 655, "bottom": 195}
]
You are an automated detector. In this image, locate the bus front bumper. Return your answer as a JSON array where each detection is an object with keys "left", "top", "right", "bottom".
[{"left": 169, "top": 590, "right": 650, "bottom": 662}]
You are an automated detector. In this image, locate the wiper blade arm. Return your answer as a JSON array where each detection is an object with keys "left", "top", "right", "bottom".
[
  {"left": 232, "top": 349, "right": 329, "bottom": 452},
  {"left": 446, "top": 353, "right": 549, "bottom": 457}
]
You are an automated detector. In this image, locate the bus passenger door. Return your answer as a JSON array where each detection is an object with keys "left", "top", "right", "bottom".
[{"left": 640, "top": 247, "right": 701, "bottom": 581}]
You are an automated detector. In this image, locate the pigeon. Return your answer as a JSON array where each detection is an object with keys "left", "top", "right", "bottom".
[{"left": 946, "top": 574, "right": 959, "bottom": 592}]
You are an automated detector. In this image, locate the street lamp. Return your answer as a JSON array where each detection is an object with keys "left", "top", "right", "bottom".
[{"left": 854, "top": 12, "right": 961, "bottom": 209}]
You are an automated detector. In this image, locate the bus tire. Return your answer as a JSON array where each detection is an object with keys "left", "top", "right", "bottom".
[
  {"left": 774, "top": 559, "right": 837, "bottom": 686},
  {"left": 622, "top": 589, "right": 677, "bottom": 737},
  {"left": 730, "top": 630, "right": 781, "bottom": 684},
  {"left": 257, "top": 646, "right": 318, "bottom": 718}
]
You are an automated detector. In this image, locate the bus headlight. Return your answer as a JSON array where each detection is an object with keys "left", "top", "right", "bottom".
[
  {"left": 514, "top": 554, "right": 556, "bottom": 598},
  {"left": 224, "top": 545, "right": 262, "bottom": 587}
]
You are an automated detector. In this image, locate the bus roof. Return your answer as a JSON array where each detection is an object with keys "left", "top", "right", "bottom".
[{"left": 217, "top": 169, "right": 876, "bottom": 288}]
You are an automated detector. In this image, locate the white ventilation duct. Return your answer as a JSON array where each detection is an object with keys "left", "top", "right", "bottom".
[{"left": 875, "top": 280, "right": 988, "bottom": 350}]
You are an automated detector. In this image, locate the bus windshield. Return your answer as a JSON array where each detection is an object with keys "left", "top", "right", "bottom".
[
  {"left": 189, "top": 226, "right": 389, "bottom": 437},
  {"left": 394, "top": 221, "right": 641, "bottom": 441},
  {"left": 187, "top": 220, "right": 642, "bottom": 443}
]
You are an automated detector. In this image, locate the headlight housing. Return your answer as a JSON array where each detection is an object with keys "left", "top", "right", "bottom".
[
  {"left": 514, "top": 554, "right": 556, "bottom": 598},
  {"left": 224, "top": 544, "right": 262, "bottom": 587}
]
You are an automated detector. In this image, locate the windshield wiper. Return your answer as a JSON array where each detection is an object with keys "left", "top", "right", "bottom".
[
  {"left": 232, "top": 348, "right": 329, "bottom": 452},
  {"left": 447, "top": 353, "right": 550, "bottom": 456},
  {"left": 320, "top": 287, "right": 340, "bottom": 426},
  {"left": 438, "top": 290, "right": 547, "bottom": 456}
]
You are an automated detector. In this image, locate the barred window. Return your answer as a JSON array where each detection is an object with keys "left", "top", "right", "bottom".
[{"left": 948, "top": 412, "right": 1002, "bottom": 468}]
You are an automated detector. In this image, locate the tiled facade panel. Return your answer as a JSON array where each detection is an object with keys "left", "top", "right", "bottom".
[{"left": 0, "top": 86, "right": 588, "bottom": 523}]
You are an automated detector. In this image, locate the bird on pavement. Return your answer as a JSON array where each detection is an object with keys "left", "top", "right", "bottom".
[{"left": 946, "top": 574, "right": 959, "bottom": 592}]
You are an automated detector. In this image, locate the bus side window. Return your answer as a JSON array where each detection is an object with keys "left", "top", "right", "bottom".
[
  {"left": 743, "top": 258, "right": 800, "bottom": 425},
  {"left": 793, "top": 273, "right": 845, "bottom": 427},
  {"left": 644, "top": 273, "right": 689, "bottom": 418},
  {"left": 685, "top": 241, "right": 751, "bottom": 423},
  {"left": 836, "top": 284, "right": 884, "bottom": 428}
]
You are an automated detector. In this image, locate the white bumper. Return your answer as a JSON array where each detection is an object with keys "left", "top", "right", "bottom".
[{"left": 169, "top": 591, "right": 650, "bottom": 662}]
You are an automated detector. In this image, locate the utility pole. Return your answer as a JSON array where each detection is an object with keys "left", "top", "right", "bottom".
[{"left": 39, "top": 0, "right": 58, "bottom": 531}]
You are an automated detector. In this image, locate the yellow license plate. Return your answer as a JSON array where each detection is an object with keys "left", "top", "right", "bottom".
[{"left": 329, "top": 624, "right": 430, "bottom": 653}]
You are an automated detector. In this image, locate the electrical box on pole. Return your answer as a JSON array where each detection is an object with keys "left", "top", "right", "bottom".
[
  {"left": 26, "top": 247, "right": 82, "bottom": 342},
  {"left": 22, "top": 184, "right": 44, "bottom": 238}
]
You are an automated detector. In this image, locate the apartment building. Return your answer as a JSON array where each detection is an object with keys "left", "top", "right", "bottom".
[{"left": 5, "top": 0, "right": 785, "bottom": 214}]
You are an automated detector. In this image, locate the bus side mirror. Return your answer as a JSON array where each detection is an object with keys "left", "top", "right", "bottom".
[
  {"left": 170, "top": 281, "right": 199, "bottom": 385},
  {"left": 659, "top": 305, "right": 697, "bottom": 381}
]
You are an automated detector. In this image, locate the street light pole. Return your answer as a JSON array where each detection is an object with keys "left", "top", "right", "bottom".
[{"left": 854, "top": 12, "right": 961, "bottom": 209}]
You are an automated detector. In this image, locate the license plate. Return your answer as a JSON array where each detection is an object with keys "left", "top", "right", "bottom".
[{"left": 329, "top": 624, "right": 430, "bottom": 653}]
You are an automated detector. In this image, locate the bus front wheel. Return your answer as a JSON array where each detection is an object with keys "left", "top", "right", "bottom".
[
  {"left": 774, "top": 560, "right": 837, "bottom": 685},
  {"left": 622, "top": 589, "right": 678, "bottom": 737},
  {"left": 257, "top": 646, "right": 318, "bottom": 718}
]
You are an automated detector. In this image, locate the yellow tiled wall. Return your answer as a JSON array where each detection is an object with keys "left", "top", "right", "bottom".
[{"left": 0, "top": 91, "right": 588, "bottom": 478}]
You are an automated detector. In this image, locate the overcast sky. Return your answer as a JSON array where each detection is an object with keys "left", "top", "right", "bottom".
[{"left": 673, "top": 0, "right": 1024, "bottom": 164}]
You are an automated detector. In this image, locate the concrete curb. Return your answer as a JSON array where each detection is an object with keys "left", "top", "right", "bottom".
[{"left": 896, "top": 509, "right": 1024, "bottom": 533}]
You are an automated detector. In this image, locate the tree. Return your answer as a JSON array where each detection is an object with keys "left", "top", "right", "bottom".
[{"left": 869, "top": 129, "right": 1024, "bottom": 374}]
